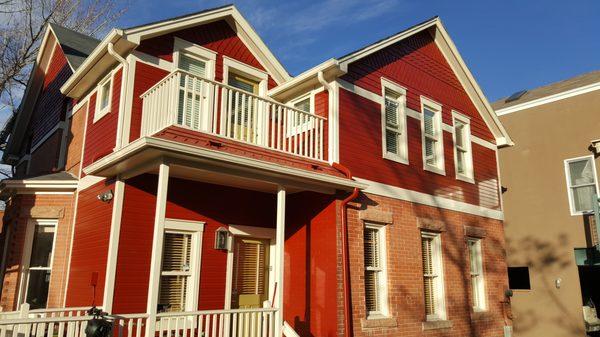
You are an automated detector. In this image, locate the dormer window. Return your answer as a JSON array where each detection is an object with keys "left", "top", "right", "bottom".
[{"left": 94, "top": 74, "right": 112, "bottom": 123}]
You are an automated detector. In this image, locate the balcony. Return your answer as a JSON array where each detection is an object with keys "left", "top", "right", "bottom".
[{"left": 140, "top": 70, "right": 327, "bottom": 162}]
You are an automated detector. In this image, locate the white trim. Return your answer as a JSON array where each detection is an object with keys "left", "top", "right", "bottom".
[
  {"left": 119, "top": 55, "right": 137, "bottom": 147},
  {"left": 563, "top": 155, "right": 599, "bottom": 216},
  {"left": 381, "top": 77, "right": 408, "bottom": 165},
  {"left": 421, "top": 231, "right": 446, "bottom": 321},
  {"left": 286, "top": 91, "right": 316, "bottom": 137},
  {"left": 145, "top": 163, "right": 170, "bottom": 334},
  {"left": 30, "top": 122, "right": 67, "bottom": 153},
  {"left": 173, "top": 37, "right": 217, "bottom": 81},
  {"left": 274, "top": 186, "right": 286, "bottom": 337},
  {"left": 102, "top": 179, "right": 125, "bottom": 313},
  {"left": 329, "top": 81, "right": 340, "bottom": 163},
  {"left": 495, "top": 81, "right": 600, "bottom": 116},
  {"left": 471, "top": 136, "right": 497, "bottom": 151},
  {"left": 363, "top": 222, "right": 390, "bottom": 319},
  {"left": 452, "top": 111, "right": 474, "bottom": 184},
  {"left": 93, "top": 73, "right": 114, "bottom": 123},
  {"left": 224, "top": 225, "right": 276, "bottom": 311},
  {"left": 355, "top": 177, "right": 504, "bottom": 220},
  {"left": 420, "top": 96, "right": 445, "bottom": 175},
  {"left": 162, "top": 219, "right": 205, "bottom": 312}
]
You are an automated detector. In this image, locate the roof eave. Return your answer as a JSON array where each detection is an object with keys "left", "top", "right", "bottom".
[{"left": 268, "top": 58, "right": 345, "bottom": 100}]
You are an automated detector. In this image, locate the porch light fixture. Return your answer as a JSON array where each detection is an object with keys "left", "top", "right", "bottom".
[
  {"left": 97, "top": 190, "right": 113, "bottom": 203},
  {"left": 215, "top": 227, "right": 230, "bottom": 250}
]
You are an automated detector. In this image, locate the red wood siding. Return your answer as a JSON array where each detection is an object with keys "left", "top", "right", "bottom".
[
  {"left": 339, "top": 89, "right": 500, "bottom": 209},
  {"left": 30, "top": 43, "right": 72, "bottom": 146},
  {"left": 111, "top": 175, "right": 157, "bottom": 314},
  {"left": 340, "top": 31, "right": 494, "bottom": 142},
  {"left": 136, "top": 19, "right": 277, "bottom": 87},
  {"left": 82, "top": 69, "right": 121, "bottom": 168},
  {"left": 129, "top": 62, "right": 169, "bottom": 142},
  {"left": 314, "top": 90, "right": 329, "bottom": 162},
  {"left": 65, "top": 180, "right": 114, "bottom": 307},
  {"left": 285, "top": 192, "right": 338, "bottom": 337}
]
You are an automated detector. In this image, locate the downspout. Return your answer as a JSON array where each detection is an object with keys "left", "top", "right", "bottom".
[
  {"left": 318, "top": 70, "right": 356, "bottom": 337},
  {"left": 107, "top": 42, "right": 128, "bottom": 150}
]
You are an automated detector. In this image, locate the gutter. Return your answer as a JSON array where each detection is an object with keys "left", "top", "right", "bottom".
[
  {"left": 107, "top": 42, "right": 129, "bottom": 149},
  {"left": 332, "top": 162, "right": 359, "bottom": 337}
]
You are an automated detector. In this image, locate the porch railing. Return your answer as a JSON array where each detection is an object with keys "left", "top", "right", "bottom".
[
  {"left": 0, "top": 306, "right": 276, "bottom": 337},
  {"left": 140, "top": 70, "right": 327, "bottom": 161}
]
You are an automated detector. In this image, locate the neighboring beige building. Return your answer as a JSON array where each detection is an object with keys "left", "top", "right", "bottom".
[{"left": 494, "top": 71, "right": 600, "bottom": 337}]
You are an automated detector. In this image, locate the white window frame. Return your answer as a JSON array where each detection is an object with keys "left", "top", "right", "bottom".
[
  {"left": 420, "top": 97, "right": 445, "bottom": 175},
  {"left": 286, "top": 92, "right": 315, "bottom": 136},
  {"left": 467, "top": 237, "right": 486, "bottom": 312},
  {"left": 156, "top": 219, "right": 205, "bottom": 312},
  {"left": 17, "top": 219, "right": 58, "bottom": 308},
  {"left": 363, "top": 222, "right": 390, "bottom": 319},
  {"left": 222, "top": 56, "right": 268, "bottom": 96},
  {"left": 452, "top": 111, "right": 474, "bottom": 183},
  {"left": 173, "top": 37, "right": 217, "bottom": 81},
  {"left": 564, "top": 155, "right": 599, "bottom": 216},
  {"left": 93, "top": 74, "right": 113, "bottom": 123},
  {"left": 421, "top": 231, "right": 446, "bottom": 321},
  {"left": 381, "top": 78, "right": 408, "bottom": 164}
]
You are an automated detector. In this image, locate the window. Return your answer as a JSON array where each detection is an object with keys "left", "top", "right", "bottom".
[
  {"left": 157, "top": 220, "right": 204, "bottom": 313},
  {"left": 467, "top": 238, "right": 486, "bottom": 311},
  {"left": 177, "top": 53, "right": 208, "bottom": 129},
  {"left": 565, "top": 156, "right": 599, "bottom": 215},
  {"left": 453, "top": 112, "right": 474, "bottom": 182},
  {"left": 381, "top": 78, "right": 408, "bottom": 163},
  {"left": 288, "top": 94, "right": 315, "bottom": 135},
  {"left": 508, "top": 267, "right": 531, "bottom": 290},
  {"left": 364, "top": 224, "right": 389, "bottom": 317},
  {"left": 421, "top": 232, "right": 446, "bottom": 321},
  {"left": 421, "top": 97, "right": 444, "bottom": 174},
  {"left": 94, "top": 74, "right": 112, "bottom": 122},
  {"left": 21, "top": 219, "right": 57, "bottom": 309}
]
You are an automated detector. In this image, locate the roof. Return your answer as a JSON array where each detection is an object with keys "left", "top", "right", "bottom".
[
  {"left": 49, "top": 23, "right": 101, "bottom": 70},
  {"left": 18, "top": 171, "right": 77, "bottom": 181},
  {"left": 492, "top": 70, "right": 600, "bottom": 112},
  {"left": 122, "top": 3, "right": 233, "bottom": 30},
  {"left": 0, "top": 171, "right": 78, "bottom": 197}
]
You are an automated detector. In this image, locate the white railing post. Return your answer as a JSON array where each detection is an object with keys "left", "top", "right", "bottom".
[{"left": 274, "top": 185, "right": 286, "bottom": 337}]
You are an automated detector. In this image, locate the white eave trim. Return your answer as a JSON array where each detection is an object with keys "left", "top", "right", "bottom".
[
  {"left": 83, "top": 136, "right": 366, "bottom": 190},
  {"left": 268, "top": 58, "right": 344, "bottom": 97},
  {"left": 1, "top": 179, "right": 78, "bottom": 192},
  {"left": 495, "top": 81, "right": 600, "bottom": 116}
]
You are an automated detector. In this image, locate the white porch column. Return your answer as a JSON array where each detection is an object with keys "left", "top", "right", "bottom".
[
  {"left": 145, "top": 163, "right": 170, "bottom": 335},
  {"left": 102, "top": 178, "right": 125, "bottom": 313},
  {"left": 274, "top": 185, "right": 286, "bottom": 337}
]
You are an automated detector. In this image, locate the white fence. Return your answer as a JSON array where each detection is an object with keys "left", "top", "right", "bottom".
[
  {"left": 0, "top": 305, "right": 277, "bottom": 337},
  {"left": 140, "top": 70, "right": 327, "bottom": 161}
]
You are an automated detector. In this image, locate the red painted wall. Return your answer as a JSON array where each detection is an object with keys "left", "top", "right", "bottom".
[
  {"left": 338, "top": 31, "right": 500, "bottom": 209},
  {"left": 65, "top": 180, "right": 114, "bottom": 307},
  {"left": 30, "top": 43, "right": 72, "bottom": 147},
  {"left": 285, "top": 192, "right": 339, "bottom": 337},
  {"left": 82, "top": 69, "right": 122, "bottom": 167},
  {"left": 129, "top": 62, "right": 169, "bottom": 142},
  {"left": 314, "top": 90, "right": 329, "bottom": 162}
]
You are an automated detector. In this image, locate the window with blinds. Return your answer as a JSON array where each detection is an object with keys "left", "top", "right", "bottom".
[
  {"left": 421, "top": 98, "right": 444, "bottom": 173},
  {"left": 158, "top": 231, "right": 192, "bottom": 312},
  {"left": 177, "top": 54, "right": 207, "bottom": 129},
  {"left": 453, "top": 114, "right": 473, "bottom": 180},
  {"left": 421, "top": 232, "right": 445, "bottom": 321},
  {"left": 381, "top": 80, "right": 407, "bottom": 163},
  {"left": 565, "top": 156, "right": 598, "bottom": 214},
  {"left": 364, "top": 225, "right": 388, "bottom": 317},
  {"left": 233, "top": 239, "right": 267, "bottom": 296},
  {"left": 468, "top": 238, "right": 486, "bottom": 311}
]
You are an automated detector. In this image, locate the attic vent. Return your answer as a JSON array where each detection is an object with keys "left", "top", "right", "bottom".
[{"left": 505, "top": 90, "right": 528, "bottom": 103}]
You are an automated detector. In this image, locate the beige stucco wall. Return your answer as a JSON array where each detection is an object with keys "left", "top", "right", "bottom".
[{"left": 498, "top": 89, "right": 600, "bottom": 337}]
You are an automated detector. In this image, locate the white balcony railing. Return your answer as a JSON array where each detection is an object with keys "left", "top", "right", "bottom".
[{"left": 140, "top": 70, "right": 327, "bottom": 161}]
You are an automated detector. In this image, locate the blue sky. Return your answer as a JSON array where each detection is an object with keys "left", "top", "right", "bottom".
[{"left": 116, "top": 0, "right": 600, "bottom": 101}]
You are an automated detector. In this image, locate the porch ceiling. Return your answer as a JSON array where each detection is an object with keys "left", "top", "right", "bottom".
[{"left": 83, "top": 136, "right": 366, "bottom": 194}]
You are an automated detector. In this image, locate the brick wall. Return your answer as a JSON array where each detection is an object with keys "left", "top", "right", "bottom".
[
  {"left": 0, "top": 193, "right": 76, "bottom": 310},
  {"left": 344, "top": 192, "right": 509, "bottom": 337}
]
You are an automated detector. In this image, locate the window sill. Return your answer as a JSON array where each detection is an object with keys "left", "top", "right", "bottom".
[
  {"left": 383, "top": 152, "right": 408, "bottom": 165},
  {"left": 424, "top": 164, "right": 446, "bottom": 176},
  {"left": 93, "top": 108, "right": 111, "bottom": 123},
  {"left": 456, "top": 173, "right": 475, "bottom": 184},
  {"left": 422, "top": 320, "right": 452, "bottom": 331},
  {"left": 361, "top": 316, "right": 397, "bottom": 329},
  {"left": 470, "top": 310, "right": 492, "bottom": 321}
]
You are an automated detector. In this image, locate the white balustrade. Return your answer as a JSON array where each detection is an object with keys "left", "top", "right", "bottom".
[{"left": 140, "top": 70, "right": 326, "bottom": 161}]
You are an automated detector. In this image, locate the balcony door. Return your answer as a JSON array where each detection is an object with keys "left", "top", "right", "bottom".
[
  {"left": 227, "top": 73, "right": 260, "bottom": 144},
  {"left": 231, "top": 237, "right": 270, "bottom": 309},
  {"left": 177, "top": 53, "right": 211, "bottom": 131}
]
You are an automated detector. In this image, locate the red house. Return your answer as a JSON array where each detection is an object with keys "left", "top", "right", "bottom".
[{"left": 0, "top": 5, "right": 513, "bottom": 337}]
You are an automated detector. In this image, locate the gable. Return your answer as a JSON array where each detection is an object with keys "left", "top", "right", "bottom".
[
  {"left": 341, "top": 30, "right": 495, "bottom": 142},
  {"left": 135, "top": 20, "right": 278, "bottom": 89}
]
